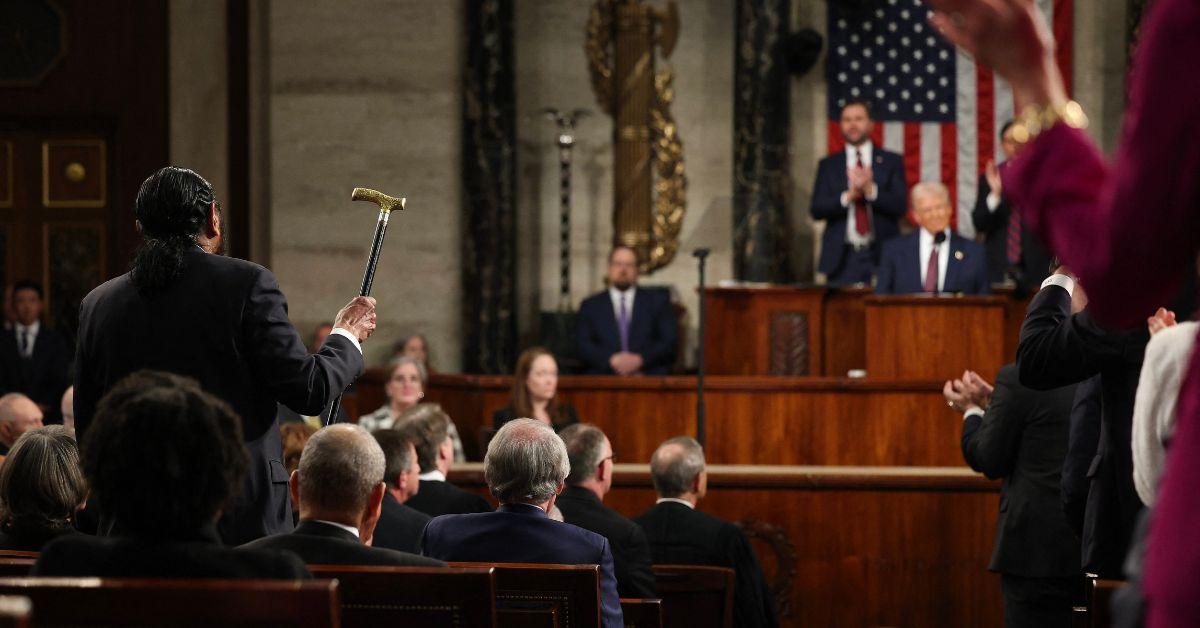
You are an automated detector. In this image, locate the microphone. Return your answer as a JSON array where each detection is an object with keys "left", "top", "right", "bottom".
[
  {"left": 933, "top": 232, "right": 947, "bottom": 245},
  {"left": 693, "top": 248, "right": 710, "bottom": 259}
]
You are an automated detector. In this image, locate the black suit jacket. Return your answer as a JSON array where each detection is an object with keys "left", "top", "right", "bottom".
[
  {"left": 970, "top": 172, "right": 1052, "bottom": 290},
  {"left": 419, "top": 503, "right": 624, "bottom": 628},
  {"left": 404, "top": 479, "right": 493, "bottom": 518},
  {"left": 960, "top": 364, "right": 1080, "bottom": 577},
  {"left": 874, "top": 231, "right": 990, "bottom": 295},
  {"left": 810, "top": 147, "right": 907, "bottom": 278},
  {"left": 634, "top": 501, "right": 777, "bottom": 628},
  {"left": 556, "top": 486, "right": 656, "bottom": 598},
  {"left": 0, "top": 325, "right": 71, "bottom": 422},
  {"left": 576, "top": 287, "right": 678, "bottom": 375},
  {"left": 492, "top": 404, "right": 579, "bottom": 431},
  {"left": 73, "top": 247, "right": 364, "bottom": 545},
  {"left": 242, "top": 519, "right": 443, "bottom": 567},
  {"left": 34, "top": 526, "right": 309, "bottom": 578},
  {"left": 1016, "top": 285, "right": 1149, "bottom": 577},
  {"left": 1062, "top": 376, "right": 1102, "bottom": 538},
  {"left": 372, "top": 493, "right": 432, "bottom": 554}
]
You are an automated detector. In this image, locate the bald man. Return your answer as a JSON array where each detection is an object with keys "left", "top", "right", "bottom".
[
  {"left": 0, "top": 393, "right": 44, "bottom": 456},
  {"left": 241, "top": 424, "right": 442, "bottom": 567}
]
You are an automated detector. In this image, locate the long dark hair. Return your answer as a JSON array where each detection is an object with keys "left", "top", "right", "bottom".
[
  {"left": 130, "top": 167, "right": 216, "bottom": 293},
  {"left": 510, "top": 347, "right": 566, "bottom": 425}
]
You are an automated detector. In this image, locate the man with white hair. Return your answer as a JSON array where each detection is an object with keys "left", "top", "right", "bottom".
[
  {"left": 419, "top": 418, "right": 623, "bottom": 628},
  {"left": 875, "top": 181, "right": 989, "bottom": 295},
  {"left": 0, "top": 393, "right": 44, "bottom": 456},
  {"left": 242, "top": 424, "right": 442, "bottom": 567}
]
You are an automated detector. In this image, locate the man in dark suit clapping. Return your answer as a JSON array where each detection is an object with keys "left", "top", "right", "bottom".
[
  {"left": 73, "top": 167, "right": 374, "bottom": 545},
  {"left": 419, "top": 419, "right": 624, "bottom": 628},
  {"left": 944, "top": 366, "right": 1083, "bottom": 626},
  {"left": 242, "top": 424, "right": 442, "bottom": 567},
  {"left": 576, "top": 246, "right": 677, "bottom": 376},
  {"left": 0, "top": 280, "right": 70, "bottom": 426},
  {"left": 635, "top": 437, "right": 777, "bottom": 628},
  {"left": 875, "top": 182, "right": 989, "bottom": 295},
  {"left": 557, "top": 423, "right": 656, "bottom": 599}
]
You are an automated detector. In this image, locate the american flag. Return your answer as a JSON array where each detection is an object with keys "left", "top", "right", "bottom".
[{"left": 826, "top": 0, "right": 1074, "bottom": 235}]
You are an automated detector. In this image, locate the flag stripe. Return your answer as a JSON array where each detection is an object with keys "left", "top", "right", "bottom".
[
  {"left": 956, "top": 49, "right": 978, "bottom": 238},
  {"left": 883, "top": 121, "right": 905, "bottom": 154},
  {"left": 941, "top": 122, "right": 958, "bottom": 229}
]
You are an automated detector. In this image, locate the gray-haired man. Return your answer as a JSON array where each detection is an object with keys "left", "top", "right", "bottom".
[{"left": 419, "top": 418, "right": 624, "bottom": 628}]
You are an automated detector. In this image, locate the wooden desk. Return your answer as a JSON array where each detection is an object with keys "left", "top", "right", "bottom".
[
  {"left": 449, "top": 464, "right": 1004, "bottom": 628},
  {"left": 357, "top": 372, "right": 970, "bottom": 466},
  {"left": 704, "top": 286, "right": 827, "bottom": 376},
  {"left": 865, "top": 295, "right": 1007, "bottom": 381}
]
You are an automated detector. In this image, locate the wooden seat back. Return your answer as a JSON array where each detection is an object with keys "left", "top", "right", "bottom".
[
  {"left": 448, "top": 562, "right": 600, "bottom": 628},
  {"left": 1091, "top": 579, "right": 1125, "bottom": 628},
  {"left": 0, "top": 577, "right": 339, "bottom": 627},
  {"left": 619, "top": 598, "right": 662, "bottom": 628},
  {"left": 650, "top": 565, "right": 734, "bottom": 628},
  {"left": 308, "top": 565, "right": 496, "bottom": 627}
]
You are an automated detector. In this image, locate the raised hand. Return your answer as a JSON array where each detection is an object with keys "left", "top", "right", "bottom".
[
  {"left": 1147, "top": 307, "right": 1178, "bottom": 336},
  {"left": 334, "top": 296, "right": 378, "bottom": 342},
  {"left": 984, "top": 160, "right": 1002, "bottom": 195}
]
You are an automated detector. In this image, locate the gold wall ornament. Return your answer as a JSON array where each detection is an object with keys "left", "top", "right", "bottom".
[
  {"left": 586, "top": 0, "right": 686, "bottom": 274},
  {"left": 64, "top": 162, "right": 86, "bottom": 183}
]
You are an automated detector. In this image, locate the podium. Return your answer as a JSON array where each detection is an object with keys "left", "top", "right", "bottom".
[
  {"left": 704, "top": 286, "right": 827, "bottom": 375},
  {"left": 864, "top": 295, "right": 1007, "bottom": 381}
]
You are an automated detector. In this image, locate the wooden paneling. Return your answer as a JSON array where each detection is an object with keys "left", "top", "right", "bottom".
[
  {"left": 704, "top": 287, "right": 826, "bottom": 376},
  {"left": 360, "top": 373, "right": 968, "bottom": 466},
  {"left": 448, "top": 464, "right": 1004, "bottom": 628},
  {"left": 865, "top": 295, "right": 1007, "bottom": 382},
  {"left": 822, "top": 286, "right": 870, "bottom": 376}
]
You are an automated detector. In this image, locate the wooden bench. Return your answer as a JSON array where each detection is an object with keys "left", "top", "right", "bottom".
[
  {"left": 0, "top": 577, "right": 339, "bottom": 627},
  {"left": 619, "top": 598, "right": 662, "bottom": 628},
  {"left": 651, "top": 565, "right": 734, "bottom": 628},
  {"left": 1090, "top": 578, "right": 1125, "bottom": 628},
  {"left": 449, "top": 562, "right": 600, "bottom": 628},
  {"left": 308, "top": 564, "right": 496, "bottom": 627}
]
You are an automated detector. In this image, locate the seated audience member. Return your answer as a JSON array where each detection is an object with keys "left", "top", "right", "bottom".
[
  {"left": 875, "top": 182, "right": 989, "bottom": 295},
  {"left": 59, "top": 387, "right": 74, "bottom": 435},
  {"left": 557, "top": 424, "right": 656, "bottom": 598},
  {"left": 393, "top": 333, "right": 434, "bottom": 374},
  {"left": 0, "top": 425, "right": 85, "bottom": 551},
  {"left": 635, "top": 437, "right": 777, "bottom": 628},
  {"left": 970, "top": 122, "right": 1051, "bottom": 292},
  {"left": 944, "top": 366, "right": 1082, "bottom": 626},
  {"left": 420, "top": 418, "right": 623, "bottom": 628},
  {"left": 370, "top": 428, "right": 432, "bottom": 553},
  {"left": 0, "top": 393, "right": 44, "bottom": 458},
  {"left": 493, "top": 347, "right": 578, "bottom": 431},
  {"left": 1132, "top": 312, "right": 1197, "bottom": 505},
  {"left": 243, "top": 424, "right": 442, "bottom": 567},
  {"left": 35, "top": 371, "right": 308, "bottom": 578},
  {"left": 576, "top": 246, "right": 678, "bottom": 376},
  {"left": 0, "top": 280, "right": 71, "bottom": 423},
  {"left": 359, "top": 356, "right": 464, "bottom": 461},
  {"left": 396, "top": 404, "right": 491, "bottom": 517},
  {"left": 275, "top": 321, "right": 348, "bottom": 426}
]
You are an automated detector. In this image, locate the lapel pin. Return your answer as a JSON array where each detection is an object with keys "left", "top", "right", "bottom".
[{"left": 954, "top": 250, "right": 964, "bottom": 261}]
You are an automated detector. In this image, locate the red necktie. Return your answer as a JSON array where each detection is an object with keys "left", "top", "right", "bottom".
[
  {"left": 924, "top": 243, "right": 940, "bottom": 293},
  {"left": 1006, "top": 205, "right": 1022, "bottom": 265},
  {"left": 854, "top": 152, "right": 871, "bottom": 236}
]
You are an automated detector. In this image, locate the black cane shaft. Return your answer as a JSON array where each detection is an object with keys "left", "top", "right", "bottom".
[{"left": 359, "top": 215, "right": 389, "bottom": 297}]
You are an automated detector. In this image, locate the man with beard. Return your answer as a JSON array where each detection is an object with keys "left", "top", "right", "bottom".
[
  {"left": 74, "top": 166, "right": 375, "bottom": 545},
  {"left": 810, "top": 100, "right": 907, "bottom": 285},
  {"left": 576, "top": 245, "right": 678, "bottom": 375}
]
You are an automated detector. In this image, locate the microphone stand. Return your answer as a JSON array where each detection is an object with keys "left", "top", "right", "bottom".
[{"left": 693, "top": 248, "right": 710, "bottom": 447}]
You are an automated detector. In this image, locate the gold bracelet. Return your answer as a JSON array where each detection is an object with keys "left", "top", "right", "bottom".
[{"left": 1010, "top": 100, "right": 1089, "bottom": 143}]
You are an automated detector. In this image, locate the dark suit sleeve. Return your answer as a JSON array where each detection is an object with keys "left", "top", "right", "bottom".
[
  {"left": 616, "top": 524, "right": 657, "bottom": 598},
  {"left": 1062, "top": 376, "right": 1102, "bottom": 537},
  {"left": 874, "top": 244, "right": 896, "bottom": 294},
  {"left": 42, "top": 333, "right": 71, "bottom": 415},
  {"left": 73, "top": 316, "right": 99, "bottom": 440},
  {"left": 641, "top": 292, "right": 678, "bottom": 372},
  {"left": 973, "top": 250, "right": 991, "bottom": 295},
  {"left": 243, "top": 268, "right": 364, "bottom": 416},
  {"left": 576, "top": 299, "right": 613, "bottom": 374},
  {"left": 872, "top": 154, "right": 908, "bottom": 218},
  {"left": 960, "top": 367, "right": 1028, "bottom": 479},
  {"left": 810, "top": 158, "right": 848, "bottom": 221},
  {"left": 1016, "top": 285, "right": 1119, "bottom": 390},
  {"left": 971, "top": 174, "right": 1008, "bottom": 234},
  {"left": 725, "top": 527, "right": 778, "bottom": 628},
  {"left": 597, "top": 539, "right": 625, "bottom": 628}
]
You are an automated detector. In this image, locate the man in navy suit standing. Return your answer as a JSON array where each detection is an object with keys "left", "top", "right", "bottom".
[
  {"left": 419, "top": 418, "right": 624, "bottom": 628},
  {"left": 810, "top": 100, "right": 908, "bottom": 285},
  {"left": 875, "top": 182, "right": 989, "bottom": 295},
  {"left": 576, "top": 246, "right": 677, "bottom": 375}
]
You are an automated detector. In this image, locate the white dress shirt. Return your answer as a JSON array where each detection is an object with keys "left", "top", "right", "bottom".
[
  {"left": 655, "top": 497, "right": 695, "bottom": 509},
  {"left": 13, "top": 321, "right": 39, "bottom": 358},
  {"left": 918, "top": 228, "right": 951, "bottom": 292},
  {"left": 1040, "top": 273, "right": 1076, "bottom": 297},
  {"left": 841, "top": 142, "right": 880, "bottom": 246},
  {"left": 1132, "top": 321, "right": 1198, "bottom": 505},
  {"left": 311, "top": 519, "right": 360, "bottom": 539},
  {"left": 608, "top": 286, "right": 637, "bottom": 325},
  {"left": 419, "top": 470, "right": 446, "bottom": 482}
]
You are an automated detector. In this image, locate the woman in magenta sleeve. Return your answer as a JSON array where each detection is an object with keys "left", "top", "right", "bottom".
[{"left": 924, "top": 0, "right": 1200, "bottom": 625}]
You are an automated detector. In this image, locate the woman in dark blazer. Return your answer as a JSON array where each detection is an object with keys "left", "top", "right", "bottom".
[
  {"left": 0, "top": 425, "right": 85, "bottom": 551},
  {"left": 493, "top": 347, "right": 578, "bottom": 431}
]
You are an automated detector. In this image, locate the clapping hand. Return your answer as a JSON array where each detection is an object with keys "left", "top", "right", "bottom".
[
  {"left": 984, "top": 160, "right": 1002, "bottom": 195},
  {"left": 1147, "top": 307, "right": 1178, "bottom": 336},
  {"left": 943, "top": 370, "right": 994, "bottom": 413}
]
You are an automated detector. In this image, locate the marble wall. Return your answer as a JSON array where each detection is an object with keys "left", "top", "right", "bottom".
[{"left": 168, "top": 0, "right": 1129, "bottom": 372}]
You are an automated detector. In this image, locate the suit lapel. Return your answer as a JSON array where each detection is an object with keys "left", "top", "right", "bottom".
[
  {"left": 629, "top": 290, "right": 651, "bottom": 346},
  {"left": 944, "top": 235, "right": 963, "bottom": 293},
  {"left": 904, "top": 235, "right": 922, "bottom": 292},
  {"left": 599, "top": 293, "right": 622, "bottom": 352}
]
